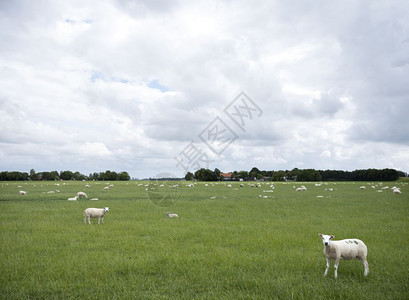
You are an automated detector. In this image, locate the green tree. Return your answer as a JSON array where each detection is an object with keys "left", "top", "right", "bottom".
[
  {"left": 29, "top": 169, "right": 37, "bottom": 181},
  {"left": 194, "top": 168, "right": 217, "bottom": 181},
  {"left": 118, "top": 171, "right": 130, "bottom": 181},
  {"left": 60, "top": 170, "right": 74, "bottom": 180},
  {"left": 214, "top": 168, "right": 221, "bottom": 180},
  {"left": 249, "top": 167, "right": 261, "bottom": 180},
  {"left": 185, "top": 172, "right": 194, "bottom": 181}
]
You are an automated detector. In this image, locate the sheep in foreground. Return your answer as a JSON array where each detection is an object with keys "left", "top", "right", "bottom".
[
  {"left": 319, "top": 233, "right": 369, "bottom": 279},
  {"left": 83, "top": 207, "right": 109, "bottom": 224},
  {"left": 393, "top": 188, "right": 402, "bottom": 195},
  {"left": 165, "top": 212, "right": 179, "bottom": 218},
  {"left": 77, "top": 191, "right": 88, "bottom": 198}
]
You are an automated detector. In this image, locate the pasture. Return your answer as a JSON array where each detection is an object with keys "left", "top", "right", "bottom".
[{"left": 1, "top": 180, "right": 408, "bottom": 299}]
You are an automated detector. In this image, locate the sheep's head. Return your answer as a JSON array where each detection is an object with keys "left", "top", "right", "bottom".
[
  {"left": 104, "top": 207, "right": 110, "bottom": 212},
  {"left": 319, "top": 233, "right": 334, "bottom": 246}
]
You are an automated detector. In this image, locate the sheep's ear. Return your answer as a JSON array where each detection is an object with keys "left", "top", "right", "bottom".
[
  {"left": 318, "top": 233, "right": 322, "bottom": 237},
  {"left": 330, "top": 235, "right": 334, "bottom": 239}
]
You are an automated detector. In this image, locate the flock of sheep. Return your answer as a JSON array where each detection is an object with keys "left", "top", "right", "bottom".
[{"left": 13, "top": 180, "right": 407, "bottom": 278}]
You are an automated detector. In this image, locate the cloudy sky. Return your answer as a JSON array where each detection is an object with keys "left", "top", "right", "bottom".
[{"left": 1, "top": 0, "right": 408, "bottom": 179}]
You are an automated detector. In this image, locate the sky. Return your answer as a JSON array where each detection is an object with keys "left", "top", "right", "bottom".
[{"left": 1, "top": 0, "right": 408, "bottom": 179}]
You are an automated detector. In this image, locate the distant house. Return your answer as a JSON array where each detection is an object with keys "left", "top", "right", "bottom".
[{"left": 220, "top": 172, "right": 232, "bottom": 180}]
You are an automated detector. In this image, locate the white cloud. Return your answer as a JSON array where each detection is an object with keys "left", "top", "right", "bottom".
[{"left": 0, "top": 0, "right": 408, "bottom": 178}]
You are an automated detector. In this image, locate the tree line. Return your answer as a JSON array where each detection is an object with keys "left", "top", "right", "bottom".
[
  {"left": 187, "top": 167, "right": 407, "bottom": 182},
  {"left": 0, "top": 169, "right": 130, "bottom": 181}
]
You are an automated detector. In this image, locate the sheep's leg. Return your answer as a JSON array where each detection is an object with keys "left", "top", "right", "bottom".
[
  {"left": 334, "top": 258, "right": 339, "bottom": 279},
  {"left": 88, "top": 217, "right": 91, "bottom": 225},
  {"left": 363, "top": 258, "right": 369, "bottom": 276},
  {"left": 101, "top": 216, "right": 104, "bottom": 223},
  {"left": 98, "top": 217, "right": 101, "bottom": 224},
  {"left": 324, "top": 257, "right": 330, "bottom": 276},
  {"left": 84, "top": 216, "right": 86, "bottom": 224}
]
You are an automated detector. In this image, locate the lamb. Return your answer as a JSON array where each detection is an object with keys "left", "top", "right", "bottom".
[
  {"left": 83, "top": 207, "right": 109, "bottom": 224},
  {"left": 77, "top": 191, "right": 88, "bottom": 198},
  {"left": 360, "top": 186, "right": 366, "bottom": 190},
  {"left": 19, "top": 191, "right": 27, "bottom": 195},
  {"left": 68, "top": 196, "right": 78, "bottom": 201},
  {"left": 319, "top": 233, "right": 369, "bottom": 279},
  {"left": 165, "top": 212, "right": 179, "bottom": 218}
]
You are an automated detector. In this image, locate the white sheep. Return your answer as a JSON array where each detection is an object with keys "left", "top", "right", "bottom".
[
  {"left": 319, "top": 233, "right": 369, "bottom": 279},
  {"left": 165, "top": 212, "right": 179, "bottom": 218},
  {"left": 77, "top": 191, "right": 88, "bottom": 198},
  {"left": 360, "top": 186, "right": 366, "bottom": 190},
  {"left": 19, "top": 190, "right": 27, "bottom": 195},
  {"left": 83, "top": 207, "right": 109, "bottom": 224},
  {"left": 68, "top": 196, "right": 78, "bottom": 201},
  {"left": 393, "top": 188, "right": 402, "bottom": 195}
]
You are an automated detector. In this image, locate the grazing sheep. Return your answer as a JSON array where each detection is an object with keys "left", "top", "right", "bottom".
[
  {"left": 393, "top": 188, "right": 402, "bottom": 195},
  {"left": 165, "top": 212, "right": 179, "bottom": 218},
  {"left": 319, "top": 233, "right": 369, "bottom": 279},
  {"left": 90, "top": 198, "right": 99, "bottom": 201},
  {"left": 104, "top": 186, "right": 109, "bottom": 190},
  {"left": 68, "top": 196, "right": 78, "bottom": 201},
  {"left": 77, "top": 191, "right": 88, "bottom": 198},
  {"left": 83, "top": 207, "right": 109, "bottom": 224},
  {"left": 360, "top": 186, "right": 366, "bottom": 190},
  {"left": 296, "top": 185, "right": 307, "bottom": 192},
  {"left": 19, "top": 191, "right": 27, "bottom": 195}
]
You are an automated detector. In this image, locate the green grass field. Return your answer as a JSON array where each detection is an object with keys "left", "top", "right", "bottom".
[{"left": 1, "top": 180, "right": 408, "bottom": 299}]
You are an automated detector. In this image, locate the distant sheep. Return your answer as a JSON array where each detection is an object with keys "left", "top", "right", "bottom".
[
  {"left": 165, "top": 212, "right": 179, "bottom": 218},
  {"left": 19, "top": 190, "right": 27, "bottom": 195},
  {"left": 68, "top": 196, "right": 78, "bottom": 201},
  {"left": 360, "top": 186, "right": 366, "bottom": 190},
  {"left": 83, "top": 207, "right": 109, "bottom": 224},
  {"left": 319, "top": 233, "right": 369, "bottom": 279},
  {"left": 296, "top": 186, "right": 307, "bottom": 192},
  {"left": 77, "top": 191, "right": 88, "bottom": 198},
  {"left": 104, "top": 186, "right": 109, "bottom": 190}
]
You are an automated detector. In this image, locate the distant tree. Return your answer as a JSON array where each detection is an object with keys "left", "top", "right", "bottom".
[
  {"left": 272, "top": 170, "right": 286, "bottom": 181},
  {"left": 185, "top": 172, "right": 194, "bottom": 181},
  {"left": 249, "top": 167, "right": 261, "bottom": 180},
  {"left": 60, "top": 170, "right": 74, "bottom": 180},
  {"left": 214, "top": 168, "right": 221, "bottom": 180},
  {"left": 118, "top": 171, "right": 130, "bottom": 181},
  {"left": 298, "top": 169, "right": 322, "bottom": 181},
  {"left": 194, "top": 168, "right": 217, "bottom": 181},
  {"left": 29, "top": 169, "right": 37, "bottom": 181},
  {"left": 237, "top": 170, "right": 249, "bottom": 180}
]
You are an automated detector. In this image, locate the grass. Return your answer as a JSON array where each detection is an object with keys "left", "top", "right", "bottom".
[{"left": 1, "top": 180, "right": 408, "bottom": 299}]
